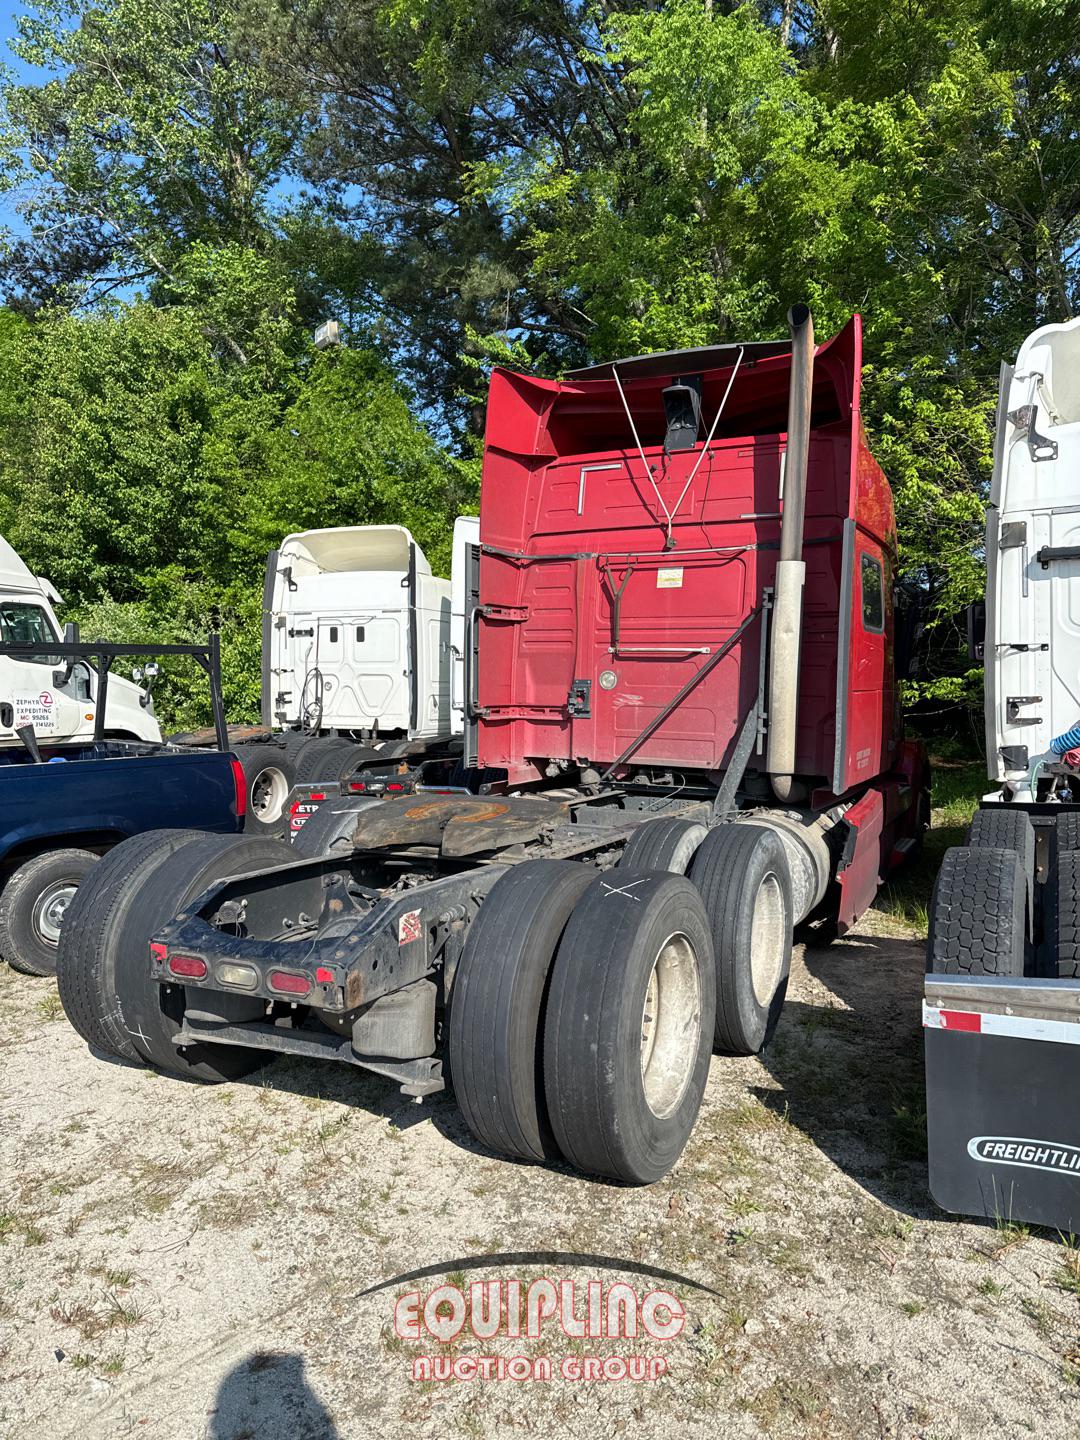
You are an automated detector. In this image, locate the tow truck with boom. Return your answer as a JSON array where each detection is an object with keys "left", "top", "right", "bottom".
[
  {"left": 58, "top": 306, "right": 927, "bottom": 1183},
  {"left": 926, "top": 316, "right": 1080, "bottom": 1232}
]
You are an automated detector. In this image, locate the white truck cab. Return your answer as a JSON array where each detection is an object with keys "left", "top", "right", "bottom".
[
  {"left": 985, "top": 317, "right": 1080, "bottom": 800},
  {"left": 0, "top": 537, "right": 160, "bottom": 746},
  {"left": 264, "top": 525, "right": 455, "bottom": 738}
]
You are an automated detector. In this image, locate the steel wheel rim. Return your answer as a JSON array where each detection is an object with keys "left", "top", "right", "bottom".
[
  {"left": 750, "top": 872, "right": 785, "bottom": 1006},
  {"left": 640, "top": 931, "right": 702, "bottom": 1119},
  {"left": 250, "top": 765, "right": 289, "bottom": 823},
  {"left": 34, "top": 881, "right": 78, "bottom": 946}
]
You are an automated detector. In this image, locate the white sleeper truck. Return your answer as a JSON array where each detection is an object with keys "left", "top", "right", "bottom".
[
  {"left": 0, "top": 537, "right": 160, "bottom": 746},
  {"left": 218, "top": 520, "right": 479, "bottom": 833},
  {"left": 926, "top": 316, "right": 1080, "bottom": 1232}
]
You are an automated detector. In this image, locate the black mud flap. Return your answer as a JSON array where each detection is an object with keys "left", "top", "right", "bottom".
[{"left": 925, "top": 975, "right": 1080, "bottom": 1232}]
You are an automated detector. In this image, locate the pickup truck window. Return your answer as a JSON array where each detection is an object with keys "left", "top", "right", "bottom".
[{"left": 0, "top": 603, "right": 60, "bottom": 663}]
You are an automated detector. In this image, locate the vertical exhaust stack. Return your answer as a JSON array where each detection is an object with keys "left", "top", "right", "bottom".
[{"left": 767, "top": 304, "right": 815, "bottom": 803}]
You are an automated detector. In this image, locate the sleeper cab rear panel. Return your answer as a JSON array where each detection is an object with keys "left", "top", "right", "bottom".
[{"left": 476, "top": 315, "right": 896, "bottom": 792}]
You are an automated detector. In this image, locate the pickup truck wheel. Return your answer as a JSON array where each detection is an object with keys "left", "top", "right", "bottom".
[
  {"left": 293, "top": 737, "right": 359, "bottom": 786},
  {"left": 618, "top": 818, "right": 708, "bottom": 875},
  {"left": 57, "top": 830, "right": 217, "bottom": 1060},
  {"left": 689, "top": 825, "right": 793, "bottom": 1055},
  {"left": 233, "top": 744, "right": 295, "bottom": 834},
  {"left": 926, "top": 846, "right": 1026, "bottom": 976},
  {"left": 290, "top": 796, "right": 380, "bottom": 858},
  {"left": 0, "top": 848, "right": 100, "bottom": 977},
  {"left": 543, "top": 872, "right": 716, "bottom": 1184},
  {"left": 447, "top": 860, "right": 597, "bottom": 1163}
]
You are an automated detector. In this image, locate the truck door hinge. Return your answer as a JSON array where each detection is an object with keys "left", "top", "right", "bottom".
[
  {"left": 1007, "top": 695, "right": 1042, "bottom": 725},
  {"left": 567, "top": 679, "right": 592, "bottom": 718},
  {"left": 999, "top": 520, "right": 1027, "bottom": 549}
]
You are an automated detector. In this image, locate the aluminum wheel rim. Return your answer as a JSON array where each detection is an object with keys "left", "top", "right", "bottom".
[
  {"left": 250, "top": 765, "right": 289, "bottom": 823},
  {"left": 750, "top": 872, "right": 785, "bottom": 1006},
  {"left": 640, "top": 931, "right": 702, "bottom": 1120},
  {"left": 34, "top": 881, "right": 77, "bottom": 946}
]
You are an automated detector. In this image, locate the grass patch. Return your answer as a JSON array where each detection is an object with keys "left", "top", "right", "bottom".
[
  {"left": 988, "top": 1217, "right": 1030, "bottom": 1258},
  {"left": 1054, "top": 1236, "right": 1080, "bottom": 1296},
  {"left": 874, "top": 747, "right": 985, "bottom": 935},
  {"left": 36, "top": 988, "right": 64, "bottom": 1022}
]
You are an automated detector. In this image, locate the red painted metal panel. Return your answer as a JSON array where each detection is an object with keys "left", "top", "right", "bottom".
[{"left": 477, "top": 316, "right": 897, "bottom": 791}]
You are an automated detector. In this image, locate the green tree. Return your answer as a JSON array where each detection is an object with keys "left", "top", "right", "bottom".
[{"left": 0, "top": 0, "right": 300, "bottom": 308}]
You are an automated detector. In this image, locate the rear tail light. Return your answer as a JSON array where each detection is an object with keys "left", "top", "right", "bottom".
[
  {"left": 168, "top": 954, "right": 207, "bottom": 979},
  {"left": 309, "top": 791, "right": 326, "bottom": 802},
  {"left": 229, "top": 756, "right": 248, "bottom": 820},
  {"left": 348, "top": 780, "right": 366, "bottom": 793},
  {"left": 268, "top": 970, "right": 311, "bottom": 997},
  {"left": 217, "top": 962, "right": 258, "bottom": 990},
  {"left": 387, "top": 782, "right": 404, "bottom": 792}
]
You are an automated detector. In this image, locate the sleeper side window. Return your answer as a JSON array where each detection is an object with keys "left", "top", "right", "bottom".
[{"left": 861, "top": 554, "right": 884, "bottom": 633}]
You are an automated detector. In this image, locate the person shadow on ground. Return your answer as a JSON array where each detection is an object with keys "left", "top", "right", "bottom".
[{"left": 207, "top": 1351, "right": 338, "bottom": 1440}]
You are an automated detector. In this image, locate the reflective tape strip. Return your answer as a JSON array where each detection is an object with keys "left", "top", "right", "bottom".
[{"left": 923, "top": 1001, "right": 1080, "bottom": 1045}]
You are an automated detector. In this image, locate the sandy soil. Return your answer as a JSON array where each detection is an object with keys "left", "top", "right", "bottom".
[{"left": 1, "top": 910, "right": 1078, "bottom": 1440}]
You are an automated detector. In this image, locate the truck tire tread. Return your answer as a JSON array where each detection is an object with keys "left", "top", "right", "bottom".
[
  {"left": 448, "top": 860, "right": 597, "bottom": 1163},
  {"left": 618, "top": 817, "right": 708, "bottom": 875},
  {"left": 57, "top": 830, "right": 207, "bottom": 1059},
  {"left": 543, "top": 871, "right": 716, "bottom": 1184},
  {"left": 926, "top": 846, "right": 1026, "bottom": 976},
  {"left": 1054, "top": 849, "right": 1080, "bottom": 979},
  {"left": 689, "top": 824, "right": 793, "bottom": 1054}
]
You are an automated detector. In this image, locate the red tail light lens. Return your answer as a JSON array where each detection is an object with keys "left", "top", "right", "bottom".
[
  {"left": 230, "top": 755, "right": 247, "bottom": 820},
  {"left": 268, "top": 970, "right": 311, "bottom": 997},
  {"left": 168, "top": 954, "right": 207, "bottom": 979},
  {"left": 309, "top": 791, "right": 326, "bottom": 802},
  {"left": 387, "top": 782, "right": 404, "bottom": 792},
  {"left": 348, "top": 780, "right": 366, "bottom": 793}
]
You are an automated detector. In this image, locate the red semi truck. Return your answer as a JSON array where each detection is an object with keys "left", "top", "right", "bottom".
[{"left": 56, "top": 307, "right": 927, "bottom": 1184}]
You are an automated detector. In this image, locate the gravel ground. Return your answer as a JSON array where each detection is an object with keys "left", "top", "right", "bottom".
[{"left": 1, "top": 908, "right": 1078, "bottom": 1440}]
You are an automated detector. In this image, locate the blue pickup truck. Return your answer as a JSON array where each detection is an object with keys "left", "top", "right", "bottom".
[{"left": 0, "top": 638, "right": 248, "bottom": 977}]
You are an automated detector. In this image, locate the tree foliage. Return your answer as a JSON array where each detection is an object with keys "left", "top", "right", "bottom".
[{"left": 0, "top": 0, "right": 1077, "bottom": 726}]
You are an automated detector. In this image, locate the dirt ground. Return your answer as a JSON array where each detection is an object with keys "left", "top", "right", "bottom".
[{"left": 1, "top": 909, "right": 1078, "bottom": 1440}]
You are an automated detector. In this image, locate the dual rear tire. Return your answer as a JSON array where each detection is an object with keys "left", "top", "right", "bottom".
[
  {"left": 449, "top": 819, "right": 794, "bottom": 1183},
  {"left": 57, "top": 830, "right": 295, "bottom": 1079},
  {"left": 449, "top": 863, "right": 716, "bottom": 1184}
]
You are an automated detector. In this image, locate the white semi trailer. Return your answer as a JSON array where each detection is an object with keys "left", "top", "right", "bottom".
[
  {"left": 220, "top": 519, "right": 479, "bottom": 833},
  {"left": 0, "top": 537, "right": 160, "bottom": 747},
  {"left": 926, "top": 316, "right": 1080, "bottom": 1233}
]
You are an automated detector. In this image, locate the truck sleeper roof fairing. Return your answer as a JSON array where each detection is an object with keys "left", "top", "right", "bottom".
[
  {"left": 476, "top": 315, "right": 898, "bottom": 794},
  {"left": 0, "top": 536, "right": 48, "bottom": 596},
  {"left": 277, "top": 525, "right": 433, "bottom": 578}
]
